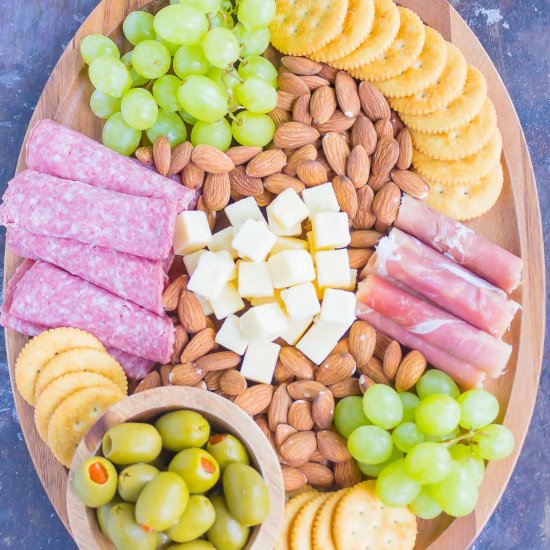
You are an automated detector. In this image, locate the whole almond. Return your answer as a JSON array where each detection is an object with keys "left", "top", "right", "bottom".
[
  {"left": 162, "top": 275, "right": 188, "bottom": 311},
  {"left": 374, "top": 119, "right": 393, "bottom": 140},
  {"left": 318, "top": 63, "right": 338, "bottom": 83},
  {"left": 317, "top": 430, "right": 351, "bottom": 463},
  {"left": 315, "top": 111, "right": 356, "bottom": 133},
  {"left": 330, "top": 338, "right": 350, "bottom": 357},
  {"left": 134, "top": 371, "right": 161, "bottom": 394},
  {"left": 372, "top": 137, "right": 399, "bottom": 176},
  {"left": 268, "top": 382, "right": 292, "bottom": 431},
  {"left": 310, "top": 86, "right": 337, "bottom": 124},
  {"left": 274, "top": 360, "right": 295, "bottom": 384},
  {"left": 226, "top": 145, "right": 262, "bottom": 165},
  {"left": 160, "top": 364, "right": 172, "bottom": 386},
  {"left": 246, "top": 149, "right": 287, "bottom": 177},
  {"left": 311, "top": 391, "right": 335, "bottom": 430},
  {"left": 334, "top": 460, "right": 362, "bottom": 488},
  {"left": 368, "top": 172, "right": 390, "bottom": 193},
  {"left": 264, "top": 173, "right": 305, "bottom": 194},
  {"left": 135, "top": 146, "right": 153, "bottom": 164},
  {"left": 301, "top": 75, "right": 330, "bottom": 91},
  {"left": 178, "top": 290, "right": 207, "bottom": 333},
  {"left": 280, "top": 347, "right": 315, "bottom": 381},
  {"left": 281, "top": 56, "right": 322, "bottom": 76},
  {"left": 383, "top": 340, "right": 402, "bottom": 380},
  {"left": 299, "top": 462, "right": 334, "bottom": 488},
  {"left": 170, "top": 363, "right": 206, "bottom": 386},
  {"left": 168, "top": 141, "right": 192, "bottom": 176},
  {"left": 359, "top": 373, "right": 376, "bottom": 393},
  {"left": 283, "top": 144, "right": 318, "bottom": 176},
  {"left": 347, "top": 145, "right": 370, "bottom": 188},
  {"left": 349, "top": 320, "right": 376, "bottom": 367},
  {"left": 374, "top": 331, "right": 393, "bottom": 359},
  {"left": 372, "top": 181, "right": 401, "bottom": 224},
  {"left": 358, "top": 81, "right": 391, "bottom": 121},
  {"left": 350, "top": 230, "right": 383, "bottom": 248},
  {"left": 277, "top": 90, "right": 297, "bottom": 111},
  {"left": 360, "top": 251, "right": 378, "bottom": 278},
  {"left": 181, "top": 161, "right": 205, "bottom": 190},
  {"left": 196, "top": 196, "right": 217, "bottom": 231},
  {"left": 280, "top": 431, "right": 317, "bottom": 467},
  {"left": 229, "top": 166, "right": 264, "bottom": 197},
  {"left": 196, "top": 351, "right": 241, "bottom": 371},
  {"left": 362, "top": 356, "right": 391, "bottom": 385},
  {"left": 309, "top": 449, "right": 327, "bottom": 463},
  {"left": 255, "top": 187, "right": 272, "bottom": 207},
  {"left": 335, "top": 71, "right": 361, "bottom": 118},
  {"left": 275, "top": 424, "right": 297, "bottom": 448},
  {"left": 220, "top": 369, "right": 248, "bottom": 396},
  {"left": 353, "top": 185, "right": 376, "bottom": 229},
  {"left": 192, "top": 144, "right": 234, "bottom": 174},
  {"left": 390, "top": 110, "right": 405, "bottom": 136},
  {"left": 288, "top": 400, "right": 314, "bottom": 431},
  {"left": 316, "top": 352, "right": 356, "bottom": 386},
  {"left": 287, "top": 380, "right": 328, "bottom": 401},
  {"left": 270, "top": 106, "right": 293, "bottom": 126},
  {"left": 396, "top": 128, "right": 413, "bottom": 169},
  {"left": 328, "top": 377, "right": 362, "bottom": 398},
  {"left": 351, "top": 116, "right": 377, "bottom": 154},
  {"left": 282, "top": 466, "right": 308, "bottom": 491},
  {"left": 153, "top": 135, "right": 171, "bottom": 176},
  {"left": 171, "top": 326, "right": 189, "bottom": 364},
  {"left": 205, "top": 370, "right": 224, "bottom": 391},
  {"left": 275, "top": 122, "right": 320, "bottom": 149},
  {"left": 297, "top": 160, "right": 328, "bottom": 187},
  {"left": 333, "top": 175, "right": 358, "bottom": 219},
  {"left": 391, "top": 169, "right": 429, "bottom": 199},
  {"left": 234, "top": 384, "right": 275, "bottom": 415},
  {"left": 292, "top": 93, "right": 313, "bottom": 125},
  {"left": 322, "top": 132, "right": 350, "bottom": 176},
  {"left": 348, "top": 248, "right": 374, "bottom": 268},
  {"left": 203, "top": 172, "right": 231, "bottom": 211},
  {"left": 278, "top": 72, "right": 310, "bottom": 96},
  {"left": 396, "top": 351, "right": 427, "bottom": 391}
]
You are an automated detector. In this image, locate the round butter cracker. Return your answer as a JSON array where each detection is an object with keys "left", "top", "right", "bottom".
[
  {"left": 276, "top": 490, "right": 319, "bottom": 550},
  {"left": 290, "top": 493, "right": 331, "bottom": 550},
  {"left": 311, "top": 489, "right": 346, "bottom": 550}
]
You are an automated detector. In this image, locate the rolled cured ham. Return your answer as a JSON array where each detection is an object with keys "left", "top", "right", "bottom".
[
  {"left": 395, "top": 195, "right": 523, "bottom": 293},
  {"left": 26, "top": 119, "right": 195, "bottom": 212},
  {"left": 357, "top": 275, "right": 512, "bottom": 377},
  {"left": 7, "top": 228, "right": 168, "bottom": 314},
  {"left": 8, "top": 261, "right": 174, "bottom": 364},
  {"left": 373, "top": 228, "right": 520, "bottom": 337},
  {"left": 1, "top": 170, "right": 176, "bottom": 261}
]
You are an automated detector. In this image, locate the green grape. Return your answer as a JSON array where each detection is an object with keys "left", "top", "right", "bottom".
[
  {"left": 362, "top": 385, "right": 403, "bottom": 430},
  {"left": 457, "top": 389, "right": 499, "bottom": 430},
  {"left": 424, "top": 429, "right": 459, "bottom": 442},
  {"left": 146, "top": 109, "right": 188, "bottom": 147},
  {"left": 153, "top": 75, "right": 183, "bottom": 112},
  {"left": 399, "top": 392, "right": 420, "bottom": 423},
  {"left": 231, "top": 111, "right": 274, "bottom": 146},
  {"left": 392, "top": 422, "right": 424, "bottom": 453},
  {"left": 180, "top": 0, "right": 222, "bottom": 13},
  {"left": 178, "top": 75, "right": 229, "bottom": 122},
  {"left": 123, "top": 11, "right": 155, "bottom": 45},
  {"left": 88, "top": 57, "right": 132, "bottom": 98},
  {"left": 404, "top": 442, "right": 452, "bottom": 484},
  {"left": 430, "top": 462, "right": 478, "bottom": 517},
  {"left": 449, "top": 444, "right": 485, "bottom": 487},
  {"left": 375, "top": 459, "right": 421, "bottom": 507},
  {"left": 233, "top": 23, "right": 270, "bottom": 57},
  {"left": 173, "top": 45, "right": 210, "bottom": 79},
  {"left": 473, "top": 424, "right": 514, "bottom": 461},
  {"left": 237, "top": 0, "right": 276, "bottom": 29},
  {"left": 358, "top": 447, "right": 403, "bottom": 478},
  {"left": 347, "top": 426, "right": 393, "bottom": 465},
  {"left": 415, "top": 394, "right": 460, "bottom": 437},
  {"left": 80, "top": 34, "right": 120, "bottom": 65},
  {"left": 179, "top": 109, "right": 198, "bottom": 125},
  {"left": 235, "top": 77, "right": 277, "bottom": 114},
  {"left": 416, "top": 369, "right": 460, "bottom": 399},
  {"left": 120, "top": 51, "right": 149, "bottom": 87},
  {"left": 102, "top": 113, "right": 141, "bottom": 155},
  {"left": 191, "top": 119, "right": 232, "bottom": 150},
  {"left": 334, "top": 396, "right": 370, "bottom": 439},
  {"left": 90, "top": 90, "right": 121, "bottom": 119},
  {"left": 210, "top": 10, "right": 235, "bottom": 30},
  {"left": 409, "top": 488, "right": 442, "bottom": 520},
  {"left": 222, "top": 70, "right": 242, "bottom": 110},
  {"left": 121, "top": 89, "right": 159, "bottom": 131},
  {"left": 131, "top": 40, "right": 171, "bottom": 79},
  {"left": 206, "top": 66, "right": 224, "bottom": 84},
  {"left": 238, "top": 55, "right": 278, "bottom": 87},
  {"left": 203, "top": 28, "right": 241, "bottom": 68},
  {"left": 157, "top": 36, "right": 180, "bottom": 55},
  {"left": 154, "top": 5, "right": 208, "bottom": 45}
]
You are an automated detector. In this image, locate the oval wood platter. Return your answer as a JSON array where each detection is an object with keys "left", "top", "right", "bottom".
[{"left": 3, "top": 0, "right": 545, "bottom": 548}]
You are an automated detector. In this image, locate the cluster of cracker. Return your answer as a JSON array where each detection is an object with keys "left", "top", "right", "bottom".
[
  {"left": 15, "top": 328, "right": 127, "bottom": 467},
  {"left": 270, "top": 0, "right": 503, "bottom": 220},
  {"left": 276, "top": 481, "right": 416, "bottom": 550}
]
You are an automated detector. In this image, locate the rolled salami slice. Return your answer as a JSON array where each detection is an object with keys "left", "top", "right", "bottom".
[
  {"left": 373, "top": 228, "right": 520, "bottom": 337},
  {"left": 357, "top": 275, "right": 512, "bottom": 377},
  {"left": 9, "top": 262, "right": 174, "bottom": 364},
  {"left": 1, "top": 170, "right": 176, "bottom": 261},
  {"left": 26, "top": 119, "right": 195, "bottom": 211},
  {"left": 395, "top": 195, "right": 523, "bottom": 293},
  {"left": 7, "top": 228, "right": 168, "bottom": 314},
  {"left": 106, "top": 348, "right": 157, "bottom": 381}
]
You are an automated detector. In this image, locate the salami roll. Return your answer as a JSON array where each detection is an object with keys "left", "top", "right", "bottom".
[
  {"left": 9, "top": 262, "right": 174, "bottom": 364},
  {"left": 7, "top": 228, "right": 168, "bottom": 314},
  {"left": 26, "top": 119, "right": 195, "bottom": 212},
  {"left": 1, "top": 170, "right": 176, "bottom": 261}
]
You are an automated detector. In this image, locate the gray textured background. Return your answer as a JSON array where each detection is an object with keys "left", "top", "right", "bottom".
[{"left": 0, "top": 1, "right": 548, "bottom": 548}]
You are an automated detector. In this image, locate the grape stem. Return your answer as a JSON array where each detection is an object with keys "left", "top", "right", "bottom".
[{"left": 441, "top": 429, "right": 479, "bottom": 447}]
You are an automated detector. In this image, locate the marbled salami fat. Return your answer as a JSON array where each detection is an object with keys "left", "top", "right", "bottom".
[
  {"left": 10, "top": 262, "right": 174, "bottom": 364},
  {"left": 1, "top": 170, "right": 176, "bottom": 261},
  {"left": 26, "top": 119, "right": 195, "bottom": 212},
  {"left": 7, "top": 228, "right": 168, "bottom": 314}
]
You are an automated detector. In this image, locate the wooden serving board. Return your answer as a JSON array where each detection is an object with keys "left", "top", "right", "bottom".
[{"left": 3, "top": 0, "right": 545, "bottom": 548}]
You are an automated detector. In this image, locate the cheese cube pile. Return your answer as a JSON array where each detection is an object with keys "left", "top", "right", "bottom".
[{"left": 172, "top": 184, "right": 359, "bottom": 384}]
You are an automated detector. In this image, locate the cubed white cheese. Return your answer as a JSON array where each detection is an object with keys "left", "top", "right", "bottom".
[
  {"left": 187, "top": 251, "right": 234, "bottom": 300},
  {"left": 269, "top": 188, "right": 309, "bottom": 229},
  {"left": 250, "top": 290, "right": 283, "bottom": 308},
  {"left": 281, "top": 283, "right": 320, "bottom": 318},
  {"left": 315, "top": 249, "right": 351, "bottom": 289},
  {"left": 347, "top": 269, "right": 358, "bottom": 291},
  {"left": 266, "top": 204, "right": 303, "bottom": 237},
  {"left": 268, "top": 250, "right": 316, "bottom": 288},
  {"left": 240, "top": 342, "right": 281, "bottom": 384},
  {"left": 270, "top": 237, "right": 309, "bottom": 256},
  {"left": 224, "top": 196, "right": 265, "bottom": 226},
  {"left": 296, "top": 320, "right": 349, "bottom": 365},
  {"left": 183, "top": 249, "right": 207, "bottom": 276},
  {"left": 216, "top": 315, "right": 248, "bottom": 355},
  {"left": 320, "top": 289, "right": 357, "bottom": 326},
  {"left": 302, "top": 182, "right": 340, "bottom": 215},
  {"left": 210, "top": 282, "right": 245, "bottom": 320},
  {"left": 173, "top": 210, "right": 213, "bottom": 256},
  {"left": 311, "top": 212, "right": 351, "bottom": 250},
  {"left": 232, "top": 219, "right": 276, "bottom": 262},
  {"left": 215, "top": 250, "right": 237, "bottom": 281},
  {"left": 239, "top": 303, "right": 288, "bottom": 343},
  {"left": 279, "top": 316, "right": 313, "bottom": 345},
  {"left": 194, "top": 293, "right": 214, "bottom": 316},
  {"left": 207, "top": 227, "right": 238, "bottom": 259},
  {"left": 238, "top": 262, "right": 274, "bottom": 298}
]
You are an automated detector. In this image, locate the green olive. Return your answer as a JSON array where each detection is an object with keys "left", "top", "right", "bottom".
[
  {"left": 169, "top": 448, "right": 220, "bottom": 493},
  {"left": 107, "top": 502, "right": 157, "bottom": 550},
  {"left": 96, "top": 495, "right": 121, "bottom": 540},
  {"left": 167, "top": 495, "right": 216, "bottom": 542},
  {"left": 207, "top": 493, "right": 249, "bottom": 550},
  {"left": 156, "top": 531, "right": 172, "bottom": 550},
  {"left": 135, "top": 471, "right": 189, "bottom": 531},
  {"left": 72, "top": 456, "right": 118, "bottom": 508},
  {"left": 118, "top": 463, "right": 159, "bottom": 502},
  {"left": 167, "top": 542, "right": 216, "bottom": 550},
  {"left": 223, "top": 463, "right": 270, "bottom": 526},
  {"left": 155, "top": 410, "right": 211, "bottom": 452},
  {"left": 206, "top": 434, "right": 249, "bottom": 472},
  {"left": 103, "top": 423, "right": 163, "bottom": 465}
]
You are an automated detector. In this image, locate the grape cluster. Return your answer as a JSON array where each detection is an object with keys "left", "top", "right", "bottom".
[
  {"left": 334, "top": 370, "right": 514, "bottom": 519},
  {"left": 80, "top": 0, "right": 278, "bottom": 156}
]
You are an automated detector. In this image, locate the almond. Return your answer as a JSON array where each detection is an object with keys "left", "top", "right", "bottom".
[
  {"left": 196, "top": 351, "right": 241, "bottom": 371},
  {"left": 348, "top": 248, "right": 374, "bottom": 268},
  {"left": 346, "top": 145, "right": 370, "bottom": 188},
  {"left": 254, "top": 415, "right": 275, "bottom": 449},
  {"left": 350, "top": 230, "right": 383, "bottom": 248},
  {"left": 275, "top": 424, "right": 297, "bottom": 448},
  {"left": 359, "top": 373, "right": 376, "bottom": 393},
  {"left": 160, "top": 364, "right": 172, "bottom": 386},
  {"left": 372, "top": 181, "right": 401, "bottom": 224},
  {"left": 267, "top": 382, "right": 292, "bottom": 431},
  {"left": 328, "top": 377, "right": 362, "bottom": 398},
  {"left": 226, "top": 145, "right": 262, "bottom": 166},
  {"left": 359, "top": 251, "right": 378, "bottom": 278},
  {"left": 310, "top": 86, "right": 337, "bottom": 124},
  {"left": 316, "top": 430, "right": 351, "bottom": 463},
  {"left": 274, "top": 122, "right": 320, "bottom": 149},
  {"left": 270, "top": 106, "right": 293, "bottom": 126},
  {"left": 358, "top": 81, "right": 391, "bottom": 121},
  {"left": 299, "top": 462, "right": 334, "bottom": 488},
  {"left": 171, "top": 326, "right": 189, "bottom": 364},
  {"left": 309, "top": 449, "right": 327, "bottom": 463},
  {"left": 372, "top": 137, "right": 399, "bottom": 176},
  {"left": 292, "top": 93, "right": 312, "bottom": 125},
  {"left": 162, "top": 275, "right": 188, "bottom": 311},
  {"left": 246, "top": 149, "right": 287, "bottom": 177},
  {"left": 334, "top": 460, "right": 362, "bottom": 488},
  {"left": 311, "top": 391, "right": 335, "bottom": 430},
  {"left": 353, "top": 185, "right": 376, "bottom": 229},
  {"left": 220, "top": 369, "right": 248, "bottom": 396},
  {"left": 332, "top": 175, "right": 358, "bottom": 218},
  {"left": 368, "top": 172, "right": 390, "bottom": 192},
  {"left": 167, "top": 141, "right": 192, "bottom": 176},
  {"left": 396, "top": 128, "right": 413, "bottom": 169},
  {"left": 374, "top": 331, "right": 392, "bottom": 359},
  {"left": 178, "top": 290, "right": 207, "bottom": 333},
  {"left": 316, "top": 352, "right": 356, "bottom": 386},
  {"left": 390, "top": 110, "right": 405, "bottom": 136},
  {"left": 196, "top": 196, "right": 217, "bottom": 231},
  {"left": 287, "top": 380, "right": 328, "bottom": 401},
  {"left": 277, "top": 90, "right": 298, "bottom": 111},
  {"left": 283, "top": 144, "right": 318, "bottom": 176},
  {"left": 192, "top": 144, "right": 234, "bottom": 174},
  {"left": 297, "top": 160, "right": 328, "bottom": 187},
  {"left": 361, "top": 356, "right": 391, "bottom": 385},
  {"left": 391, "top": 169, "right": 429, "bottom": 199},
  {"left": 181, "top": 161, "right": 205, "bottom": 190},
  {"left": 273, "top": 360, "right": 295, "bottom": 384},
  {"left": 288, "top": 400, "right": 314, "bottom": 431},
  {"left": 318, "top": 63, "right": 338, "bottom": 83},
  {"left": 203, "top": 172, "right": 231, "bottom": 211},
  {"left": 280, "top": 430, "right": 317, "bottom": 467},
  {"left": 205, "top": 370, "right": 224, "bottom": 391},
  {"left": 322, "top": 132, "right": 350, "bottom": 176},
  {"left": 135, "top": 146, "right": 153, "bottom": 164},
  {"left": 335, "top": 71, "right": 361, "bottom": 118},
  {"left": 279, "top": 347, "right": 315, "bottom": 381},
  {"left": 234, "top": 384, "right": 275, "bottom": 415},
  {"left": 255, "top": 187, "right": 273, "bottom": 207},
  {"left": 180, "top": 328, "right": 216, "bottom": 363},
  {"left": 374, "top": 119, "right": 393, "bottom": 140},
  {"left": 395, "top": 350, "right": 427, "bottom": 391},
  {"left": 349, "top": 320, "right": 376, "bottom": 367},
  {"left": 134, "top": 371, "right": 161, "bottom": 394},
  {"left": 329, "top": 338, "right": 350, "bottom": 357},
  {"left": 229, "top": 166, "right": 264, "bottom": 197},
  {"left": 351, "top": 116, "right": 377, "bottom": 154},
  {"left": 315, "top": 111, "right": 356, "bottom": 133},
  {"left": 282, "top": 466, "right": 307, "bottom": 491},
  {"left": 264, "top": 173, "right": 305, "bottom": 194},
  {"left": 281, "top": 56, "right": 322, "bottom": 76},
  {"left": 278, "top": 72, "right": 310, "bottom": 96},
  {"left": 383, "top": 340, "right": 402, "bottom": 380},
  {"left": 153, "top": 135, "right": 171, "bottom": 176},
  {"left": 301, "top": 75, "right": 330, "bottom": 91},
  {"left": 170, "top": 363, "right": 206, "bottom": 386}
]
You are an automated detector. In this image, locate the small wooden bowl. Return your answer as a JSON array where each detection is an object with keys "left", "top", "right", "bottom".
[{"left": 66, "top": 386, "right": 284, "bottom": 550}]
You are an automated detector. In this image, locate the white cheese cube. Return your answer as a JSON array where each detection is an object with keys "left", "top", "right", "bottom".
[
  {"left": 315, "top": 249, "right": 351, "bottom": 289},
  {"left": 269, "top": 188, "right": 309, "bottom": 229},
  {"left": 225, "top": 197, "right": 265, "bottom": 226},
  {"left": 207, "top": 227, "right": 238, "bottom": 259},
  {"left": 239, "top": 303, "right": 288, "bottom": 343},
  {"left": 296, "top": 320, "right": 349, "bottom": 365},
  {"left": 320, "top": 289, "right": 357, "bottom": 326},
  {"left": 238, "top": 262, "right": 274, "bottom": 298},
  {"left": 347, "top": 269, "right": 358, "bottom": 291},
  {"left": 266, "top": 204, "right": 303, "bottom": 237},
  {"left": 194, "top": 293, "right": 214, "bottom": 316},
  {"left": 183, "top": 249, "right": 207, "bottom": 276},
  {"left": 270, "top": 237, "right": 309, "bottom": 256},
  {"left": 173, "top": 210, "right": 213, "bottom": 256},
  {"left": 281, "top": 283, "right": 320, "bottom": 318},
  {"left": 268, "top": 250, "right": 316, "bottom": 289},
  {"left": 279, "top": 316, "right": 313, "bottom": 345},
  {"left": 216, "top": 315, "right": 248, "bottom": 355},
  {"left": 250, "top": 289, "right": 283, "bottom": 307},
  {"left": 311, "top": 212, "right": 351, "bottom": 250},
  {"left": 232, "top": 219, "right": 276, "bottom": 262},
  {"left": 302, "top": 182, "right": 340, "bottom": 215},
  {"left": 215, "top": 250, "right": 237, "bottom": 281},
  {"left": 240, "top": 342, "right": 281, "bottom": 384},
  {"left": 210, "top": 282, "right": 245, "bottom": 320},
  {"left": 187, "top": 251, "right": 234, "bottom": 300}
]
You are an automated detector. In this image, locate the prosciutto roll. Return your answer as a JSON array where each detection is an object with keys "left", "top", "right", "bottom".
[
  {"left": 1, "top": 170, "right": 176, "bottom": 261},
  {"left": 8, "top": 262, "right": 174, "bottom": 364},
  {"left": 395, "top": 195, "right": 523, "bottom": 293},
  {"left": 357, "top": 275, "right": 512, "bottom": 377},
  {"left": 373, "top": 229, "right": 520, "bottom": 337},
  {"left": 26, "top": 119, "right": 195, "bottom": 212}
]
